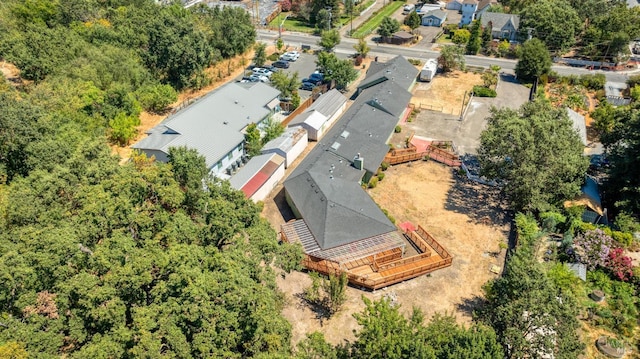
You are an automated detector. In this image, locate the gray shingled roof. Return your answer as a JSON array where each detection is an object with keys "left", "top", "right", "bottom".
[
  {"left": 359, "top": 56, "right": 419, "bottom": 94},
  {"left": 480, "top": 12, "right": 520, "bottom": 31},
  {"left": 423, "top": 9, "right": 447, "bottom": 20},
  {"left": 132, "top": 82, "right": 280, "bottom": 168},
  {"left": 284, "top": 56, "right": 419, "bottom": 251}
]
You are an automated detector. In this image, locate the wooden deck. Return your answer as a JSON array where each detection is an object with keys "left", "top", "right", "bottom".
[
  {"left": 384, "top": 142, "right": 460, "bottom": 167},
  {"left": 289, "top": 225, "right": 453, "bottom": 290}
]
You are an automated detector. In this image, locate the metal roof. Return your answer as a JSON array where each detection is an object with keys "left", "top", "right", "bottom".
[
  {"left": 132, "top": 82, "right": 280, "bottom": 168},
  {"left": 288, "top": 89, "right": 347, "bottom": 128},
  {"left": 566, "top": 108, "right": 587, "bottom": 146},
  {"left": 228, "top": 153, "right": 284, "bottom": 194},
  {"left": 261, "top": 126, "right": 307, "bottom": 153}
]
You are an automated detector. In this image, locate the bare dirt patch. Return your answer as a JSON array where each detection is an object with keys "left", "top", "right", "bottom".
[
  {"left": 411, "top": 71, "right": 483, "bottom": 115},
  {"left": 271, "top": 161, "right": 510, "bottom": 347}
]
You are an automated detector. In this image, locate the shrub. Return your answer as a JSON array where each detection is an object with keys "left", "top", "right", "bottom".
[
  {"left": 380, "top": 161, "right": 389, "bottom": 171},
  {"left": 377, "top": 172, "right": 385, "bottom": 181},
  {"left": 368, "top": 177, "right": 378, "bottom": 188},
  {"left": 607, "top": 248, "right": 634, "bottom": 281},
  {"left": 136, "top": 84, "right": 178, "bottom": 113},
  {"left": 394, "top": 125, "right": 402, "bottom": 133},
  {"left": 407, "top": 58, "right": 422, "bottom": 66},
  {"left": 267, "top": 53, "right": 279, "bottom": 61},
  {"left": 571, "top": 229, "right": 615, "bottom": 270},
  {"left": 580, "top": 73, "right": 606, "bottom": 91},
  {"left": 280, "top": 0, "right": 292, "bottom": 11},
  {"left": 472, "top": 86, "right": 497, "bottom": 97}
]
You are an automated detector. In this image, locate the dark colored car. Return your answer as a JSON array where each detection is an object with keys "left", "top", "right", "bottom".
[
  {"left": 272, "top": 60, "right": 290, "bottom": 69},
  {"left": 300, "top": 81, "right": 317, "bottom": 91},
  {"left": 309, "top": 72, "right": 324, "bottom": 82}
]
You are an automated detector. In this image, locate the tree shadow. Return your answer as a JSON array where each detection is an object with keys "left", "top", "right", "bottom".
[
  {"left": 456, "top": 295, "right": 487, "bottom": 317},
  {"left": 444, "top": 167, "right": 512, "bottom": 228},
  {"left": 294, "top": 292, "right": 331, "bottom": 324},
  {"left": 499, "top": 73, "right": 519, "bottom": 84}
]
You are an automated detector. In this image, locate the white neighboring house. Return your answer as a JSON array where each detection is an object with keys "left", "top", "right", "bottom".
[
  {"left": 459, "top": 0, "right": 496, "bottom": 26},
  {"left": 132, "top": 82, "right": 281, "bottom": 179},
  {"left": 229, "top": 153, "right": 286, "bottom": 202},
  {"left": 287, "top": 89, "right": 348, "bottom": 141},
  {"left": 261, "top": 126, "right": 309, "bottom": 168}
]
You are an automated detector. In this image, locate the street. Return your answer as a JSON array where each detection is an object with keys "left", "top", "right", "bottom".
[{"left": 258, "top": 29, "right": 634, "bottom": 82}]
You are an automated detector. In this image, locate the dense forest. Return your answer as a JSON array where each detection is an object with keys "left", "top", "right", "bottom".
[
  {"left": 1, "top": 0, "right": 640, "bottom": 357},
  {"left": 0, "top": 0, "right": 304, "bottom": 357}
]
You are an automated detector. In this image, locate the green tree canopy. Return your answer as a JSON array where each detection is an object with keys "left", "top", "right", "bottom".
[
  {"left": 318, "top": 29, "right": 341, "bottom": 52},
  {"left": 253, "top": 42, "right": 268, "bottom": 67},
  {"left": 477, "top": 100, "right": 588, "bottom": 212},
  {"left": 377, "top": 16, "right": 400, "bottom": 39},
  {"left": 515, "top": 38, "right": 552, "bottom": 82},
  {"left": 478, "top": 251, "right": 584, "bottom": 358},
  {"left": 600, "top": 102, "right": 640, "bottom": 215},
  {"left": 520, "top": 0, "right": 581, "bottom": 53},
  {"left": 404, "top": 11, "right": 421, "bottom": 31},
  {"left": 438, "top": 45, "right": 465, "bottom": 72}
]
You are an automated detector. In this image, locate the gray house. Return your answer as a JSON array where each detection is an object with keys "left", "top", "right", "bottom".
[
  {"left": 282, "top": 56, "right": 418, "bottom": 265},
  {"left": 422, "top": 10, "right": 447, "bottom": 27},
  {"left": 132, "top": 82, "right": 280, "bottom": 178},
  {"left": 480, "top": 12, "right": 520, "bottom": 41}
]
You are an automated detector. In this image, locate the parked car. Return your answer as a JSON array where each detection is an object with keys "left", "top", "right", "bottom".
[
  {"left": 300, "top": 81, "right": 317, "bottom": 91},
  {"left": 272, "top": 60, "right": 290, "bottom": 69},
  {"left": 280, "top": 51, "right": 300, "bottom": 62},
  {"left": 249, "top": 74, "right": 270, "bottom": 83},
  {"left": 252, "top": 67, "right": 273, "bottom": 77},
  {"left": 308, "top": 72, "right": 324, "bottom": 82}
]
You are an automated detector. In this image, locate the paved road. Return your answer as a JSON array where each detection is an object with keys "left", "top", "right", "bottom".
[{"left": 258, "top": 29, "right": 636, "bottom": 82}]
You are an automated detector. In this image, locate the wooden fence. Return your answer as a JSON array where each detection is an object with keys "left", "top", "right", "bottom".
[
  {"left": 280, "top": 96, "right": 313, "bottom": 126},
  {"left": 425, "top": 146, "right": 461, "bottom": 167},
  {"left": 415, "top": 225, "right": 451, "bottom": 259}
]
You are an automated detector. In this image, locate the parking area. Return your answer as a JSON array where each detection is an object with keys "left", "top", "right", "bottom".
[
  {"left": 405, "top": 73, "right": 530, "bottom": 155},
  {"left": 236, "top": 52, "right": 321, "bottom": 99}
]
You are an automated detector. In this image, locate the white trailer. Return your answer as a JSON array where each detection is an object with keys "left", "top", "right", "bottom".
[{"left": 419, "top": 59, "right": 438, "bottom": 82}]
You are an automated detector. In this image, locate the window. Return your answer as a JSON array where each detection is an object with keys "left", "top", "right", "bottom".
[
  {"left": 216, "top": 161, "right": 222, "bottom": 170},
  {"left": 227, "top": 152, "right": 233, "bottom": 160}
]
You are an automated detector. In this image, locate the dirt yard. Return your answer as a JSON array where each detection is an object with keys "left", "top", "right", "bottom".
[
  {"left": 268, "top": 160, "right": 511, "bottom": 346},
  {"left": 411, "top": 71, "right": 483, "bottom": 116}
]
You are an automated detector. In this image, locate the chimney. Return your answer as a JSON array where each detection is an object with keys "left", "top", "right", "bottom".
[{"left": 353, "top": 153, "right": 364, "bottom": 170}]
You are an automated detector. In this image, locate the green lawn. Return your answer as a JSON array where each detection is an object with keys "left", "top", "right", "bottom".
[
  {"left": 351, "top": 1, "right": 405, "bottom": 39},
  {"left": 268, "top": 13, "right": 315, "bottom": 34}
]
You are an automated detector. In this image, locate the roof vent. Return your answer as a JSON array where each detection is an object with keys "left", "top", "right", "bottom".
[
  {"left": 235, "top": 100, "right": 239, "bottom": 104},
  {"left": 329, "top": 175, "right": 334, "bottom": 180},
  {"left": 223, "top": 121, "right": 229, "bottom": 125}
]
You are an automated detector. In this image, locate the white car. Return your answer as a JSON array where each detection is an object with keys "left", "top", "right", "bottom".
[
  {"left": 248, "top": 74, "right": 270, "bottom": 83},
  {"left": 280, "top": 51, "right": 300, "bottom": 62},
  {"left": 252, "top": 67, "right": 273, "bottom": 77}
]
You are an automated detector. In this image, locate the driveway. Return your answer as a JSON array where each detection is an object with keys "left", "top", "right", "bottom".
[
  {"left": 458, "top": 73, "right": 530, "bottom": 154},
  {"left": 404, "top": 73, "right": 530, "bottom": 155}
]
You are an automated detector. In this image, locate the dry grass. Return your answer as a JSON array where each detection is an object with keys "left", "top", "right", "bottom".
[
  {"left": 411, "top": 71, "right": 483, "bottom": 115},
  {"left": 270, "top": 161, "right": 510, "bottom": 346}
]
